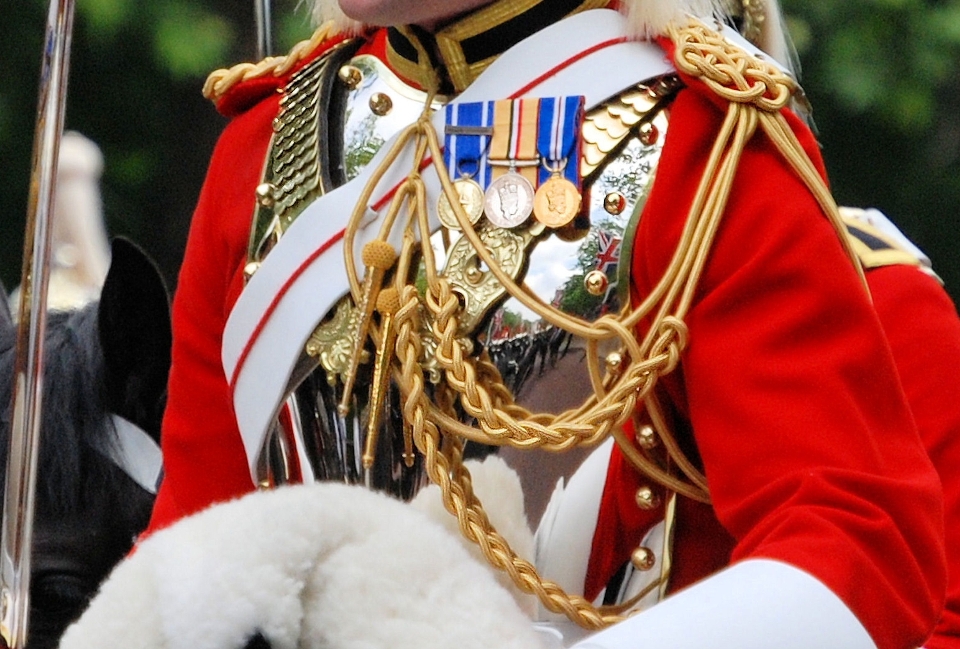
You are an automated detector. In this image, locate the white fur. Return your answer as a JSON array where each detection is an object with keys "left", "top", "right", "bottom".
[{"left": 59, "top": 481, "right": 540, "bottom": 649}]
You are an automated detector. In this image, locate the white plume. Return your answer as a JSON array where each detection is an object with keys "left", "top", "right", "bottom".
[{"left": 308, "top": 0, "right": 732, "bottom": 38}]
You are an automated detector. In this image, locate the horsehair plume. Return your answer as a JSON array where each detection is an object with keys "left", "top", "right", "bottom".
[
  {"left": 617, "top": 0, "right": 730, "bottom": 38},
  {"left": 310, "top": 0, "right": 361, "bottom": 33},
  {"left": 308, "top": 0, "right": 732, "bottom": 37}
]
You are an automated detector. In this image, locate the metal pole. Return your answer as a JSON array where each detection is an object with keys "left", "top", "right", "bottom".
[
  {"left": 254, "top": 0, "right": 273, "bottom": 59},
  {"left": 0, "top": 0, "right": 75, "bottom": 647}
]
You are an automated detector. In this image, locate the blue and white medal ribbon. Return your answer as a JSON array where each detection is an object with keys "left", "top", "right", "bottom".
[
  {"left": 439, "top": 101, "right": 494, "bottom": 229},
  {"left": 533, "top": 95, "right": 584, "bottom": 228}
]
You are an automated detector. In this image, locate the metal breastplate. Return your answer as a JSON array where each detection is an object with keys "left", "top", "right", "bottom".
[{"left": 247, "top": 44, "right": 679, "bottom": 507}]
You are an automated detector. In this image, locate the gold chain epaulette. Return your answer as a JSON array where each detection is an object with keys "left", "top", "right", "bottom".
[
  {"left": 202, "top": 22, "right": 339, "bottom": 103},
  {"left": 246, "top": 39, "right": 357, "bottom": 269}
]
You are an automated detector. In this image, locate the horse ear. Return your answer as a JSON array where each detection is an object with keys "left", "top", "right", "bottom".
[{"left": 98, "top": 237, "right": 172, "bottom": 443}]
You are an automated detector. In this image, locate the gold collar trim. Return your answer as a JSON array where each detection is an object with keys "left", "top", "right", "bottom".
[{"left": 385, "top": 0, "right": 613, "bottom": 93}]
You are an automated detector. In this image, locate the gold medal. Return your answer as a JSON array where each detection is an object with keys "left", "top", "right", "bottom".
[
  {"left": 484, "top": 172, "right": 535, "bottom": 228},
  {"left": 437, "top": 178, "right": 484, "bottom": 230},
  {"left": 533, "top": 174, "right": 582, "bottom": 228}
]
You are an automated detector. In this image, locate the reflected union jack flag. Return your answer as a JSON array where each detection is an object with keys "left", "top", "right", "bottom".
[{"left": 595, "top": 229, "right": 622, "bottom": 275}]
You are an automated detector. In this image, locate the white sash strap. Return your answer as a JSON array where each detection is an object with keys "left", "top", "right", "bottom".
[
  {"left": 107, "top": 414, "right": 163, "bottom": 494},
  {"left": 222, "top": 9, "right": 679, "bottom": 480},
  {"left": 567, "top": 559, "right": 876, "bottom": 649}
]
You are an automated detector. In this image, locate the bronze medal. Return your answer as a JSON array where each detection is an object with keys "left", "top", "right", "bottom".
[
  {"left": 484, "top": 172, "right": 535, "bottom": 228},
  {"left": 437, "top": 178, "right": 484, "bottom": 230},
  {"left": 533, "top": 174, "right": 582, "bottom": 228}
]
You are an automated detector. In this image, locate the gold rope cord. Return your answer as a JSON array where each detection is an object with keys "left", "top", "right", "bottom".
[
  {"left": 202, "top": 22, "right": 338, "bottom": 102},
  {"left": 335, "top": 18, "right": 864, "bottom": 629}
]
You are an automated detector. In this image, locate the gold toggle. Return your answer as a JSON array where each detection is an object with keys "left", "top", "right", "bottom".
[{"left": 338, "top": 239, "right": 397, "bottom": 416}]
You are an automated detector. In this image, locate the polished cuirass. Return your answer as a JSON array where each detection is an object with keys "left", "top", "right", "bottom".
[{"left": 245, "top": 38, "right": 679, "bottom": 506}]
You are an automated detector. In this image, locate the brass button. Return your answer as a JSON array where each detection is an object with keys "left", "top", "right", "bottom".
[
  {"left": 635, "top": 485, "right": 661, "bottom": 510},
  {"left": 605, "top": 352, "right": 623, "bottom": 372},
  {"left": 584, "top": 270, "right": 609, "bottom": 296},
  {"left": 255, "top": 182, "right": 276, "bottom": 208},
  {"left": 639, "top": 122, "right": 659, "bottom": 146},
  {"left": 369, "top": 92, "right": 393, "bottom": 116},
  {"left": 637, "top": 424, "right": 658, "bottom": 449},
  {"left": 603, "top": 192, "right": 626, "bottom": 215},
  {"left": 243, "top": 261, "right": 261, "bottom": 280},
  {"left": 338, "top": 64, "right": 363, "bottom": 89},
  {"left": 631, "top": 547, "right": 656, "bottom": 571}
]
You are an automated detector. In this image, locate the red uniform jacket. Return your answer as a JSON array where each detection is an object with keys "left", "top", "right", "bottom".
[
  {"left": 146, "top": 29, "right": 947, "bottom": 649},
  {"left": 869, "top": 265, "right": 960, "bottom": 649}
]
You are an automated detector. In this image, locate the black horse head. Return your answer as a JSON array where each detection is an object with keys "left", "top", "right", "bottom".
[{"left": 0, "top": 237, "right": 171, "bottom": 649}]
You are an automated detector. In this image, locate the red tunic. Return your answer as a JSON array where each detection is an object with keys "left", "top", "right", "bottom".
[
  {"left": 587, "top": 53, "right": 945, "bottom": 649},
  {"left": 867, "top": 265, "right": 960, "bottom": 649},
  {"left": 145, "top": 29, "right": 946, "bottom": 649}
]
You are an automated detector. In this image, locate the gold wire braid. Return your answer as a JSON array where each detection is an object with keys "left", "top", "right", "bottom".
[
  {"left": 202, "top": 22, "right": 338, "bottom": 102},
  {"left": 333, "top": 17, "right": 865, "bottom": 629}
]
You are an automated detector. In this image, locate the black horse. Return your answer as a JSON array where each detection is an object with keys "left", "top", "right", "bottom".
[{"left": 0, "top": 237, "right": 171, "bottom": 649}]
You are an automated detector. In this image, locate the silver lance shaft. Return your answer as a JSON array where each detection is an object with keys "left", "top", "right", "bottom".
[
  {"left": 255, "top": 0, "right": 274, "bottom": 59},
  {"left": 0, "top": 0, "right": 76, "bottom": 647}
]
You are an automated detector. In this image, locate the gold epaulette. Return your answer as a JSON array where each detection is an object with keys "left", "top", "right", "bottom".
[{"left": 202, "top": 22, "right": 339, "bottom": 103}]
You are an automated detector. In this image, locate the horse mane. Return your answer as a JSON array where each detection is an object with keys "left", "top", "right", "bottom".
[
  {"left": 0, "top": 238, "right": 170, "bottom": 519},
  {"left": 0, "top": 304, "right": 130, "bottom": 516}
]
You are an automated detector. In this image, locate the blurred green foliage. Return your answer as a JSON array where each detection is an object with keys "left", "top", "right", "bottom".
[
  {"left": 1, "top": 0, "right": 959, "bottom": 304},
  {"left": 783, "top": 0, "right": 960, "bottom": 297}
]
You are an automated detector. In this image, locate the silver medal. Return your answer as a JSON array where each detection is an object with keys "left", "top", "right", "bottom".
[{"left": 483, "top": 172, "right": 535, "bottom": 228}]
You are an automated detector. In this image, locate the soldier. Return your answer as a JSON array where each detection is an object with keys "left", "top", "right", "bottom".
[{"left": 142, "top": 1, "right": 945, "bottom": 648}]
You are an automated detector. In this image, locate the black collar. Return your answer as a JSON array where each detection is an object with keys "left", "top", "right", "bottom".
[{"left": 385, "top": 0, "right": 613, "bottom": 93}]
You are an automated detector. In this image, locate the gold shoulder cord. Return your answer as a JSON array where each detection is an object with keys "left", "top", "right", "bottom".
[
  {"left": 334, "top": 18, "right": 864, "bottom": 630},
  {"left": 202, "top": 22, "right": 339, "bottom": 102}
]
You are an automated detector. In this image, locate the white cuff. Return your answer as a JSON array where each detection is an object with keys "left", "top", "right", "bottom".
[{"left": 569, "top": 559, "right": 876, "bottom": 649}]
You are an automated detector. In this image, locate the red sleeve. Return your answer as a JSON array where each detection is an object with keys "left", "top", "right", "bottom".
[
  {"left": 145, "top": 35, "right": 361, "bottom": 535},
  {"left": 626, "top": 83, "right": 946, "bottom": 649},
  {"left": 867, "top": 265, "right": 960, "bottom": 649},
  {"left": 145, "top": 92, "right": 281, "bottom": 534}
]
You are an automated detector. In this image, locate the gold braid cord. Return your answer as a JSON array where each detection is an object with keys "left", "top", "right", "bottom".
[
  {"left": 336, "top": 18, "right": 863, "bottom": 630},
  {"left": 202, "top": 22, "right": 338, "bottom": 102}
]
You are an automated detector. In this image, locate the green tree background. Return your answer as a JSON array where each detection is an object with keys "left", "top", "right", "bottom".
[{"left": 2, "top": 0, "right": 959, "bottom": 303}]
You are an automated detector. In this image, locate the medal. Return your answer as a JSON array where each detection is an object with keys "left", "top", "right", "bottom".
[
  {"left": 533, "top": 159, "right": 581, "bottom": 228},
  {"left": 533, "top": 96, "right": 585, "bottom": 228},
  {"left": 441, "top": 103, "right": 494, "bottom": 230},
  {"left": 437, "top": 176, "right": 485, "bottom": 230},
  {"left": 485, "top": 99, "right": 539, "bottom": 228},
  {"left": 484, "top": 167, "right": 535, "bottom": 228}
]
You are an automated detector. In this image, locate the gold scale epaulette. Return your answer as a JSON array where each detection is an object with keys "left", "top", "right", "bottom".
[{"left": 201, "top": 22, "right": 339, "bottom": 103}]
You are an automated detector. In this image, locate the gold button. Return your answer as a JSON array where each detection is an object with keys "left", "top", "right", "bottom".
[
  {"left": 369, "top": 92, "right": 393, "bottom": 116},
  {"left": 603, "top": 192, "right": 626, "bottom": 215},
  {"left": 338, "top": 64, "right": 363, "bottom": 89},
  {"left": 631, "top": 547, "right": 656, "bottom": 571},
  {"left": 635, "top": 486, "right": 661, "bottom": 510},
  {"left": 639, "top": 122, "right": 659, "bottom": 146},
  {"left": 605, "top": 352, "right": 623, "bottom": 372},
  {"left": 243, "top": 261, "right": 261, "bottom": 280},
  {"left": 584, "top": 270, "right": 609, "bottom": 296},
  {"left": 255, "top": 183, "right": 276, "bottom": 208},
  {"left": 637, "top": 424, "right": 658, "bottom": 449}
]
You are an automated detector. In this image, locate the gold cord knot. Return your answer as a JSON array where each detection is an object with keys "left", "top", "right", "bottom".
[{"left": 669, "top": 19, "right": 795, "bottom": 113}]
